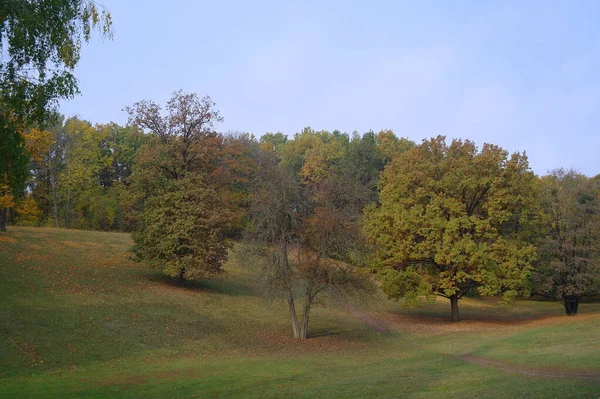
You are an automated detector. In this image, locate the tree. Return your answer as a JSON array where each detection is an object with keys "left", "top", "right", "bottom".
[
  {"left": 364, "top": 136, "right": 537, "bottom": 321},
  {"left": 60, "top": 117, "right": 102, "bottom": 228},
  {"left": 247, "top": 152, "right": 373, "bottom": 339},
  {"left": 0, "top": 180, "right": 14, "bottom": 231},
  {"left": 532, "top": 169, "right": 600, "bottom": 315},
  {"left": 133, "top": 175, "right": 231, "bottom": 285},
  {"left": 127, "top": 91, "right": 237, "bottom": 284},
  {"left": 15, "top": 195, "right": 42, "bottom": 224},
  {"left": 259, "top": 132, "right": 288, "bottom": 153},
  {"left": 126, "top": 91, "right": 223, "bottom": 180},
  {"left": 0, "top": 0, "right": 112, "bottom": 230},
  {"left": 376, "top": 129, "right": 414, "bottom": 165}
]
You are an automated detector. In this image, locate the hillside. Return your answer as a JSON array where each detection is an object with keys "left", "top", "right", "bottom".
[{"left": 1, "top": 227, "right": 599, "bottom": 398}]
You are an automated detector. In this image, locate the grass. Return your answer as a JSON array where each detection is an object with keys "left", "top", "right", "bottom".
[{"left": 1, "top": 226, "right": 599, "bottom": 398}]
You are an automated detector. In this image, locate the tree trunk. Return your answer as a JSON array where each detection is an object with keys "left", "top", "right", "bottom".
[
  {"left": 299, "top": 297, "right": 312, "bottom": 339},
  {"left": 177, "top": 269, "right": 186, "bottom": 287},
  {"left": 450, "top": 294, "right": 460, "bottom": 322},
  {"left": 287, "top": 294, "right": 300, "bottom": 339},
  {"left": 51, "top": 179, "right": 60, "bottom": 228},
  {"left": 66, "top": 185, "right": 71, "bottom": 229},
  {"left": 564, "top": 295, "right": 579, "bottom": 316},
  {"left": 0, "top": 208, "right": 7, "bottom": 232}
]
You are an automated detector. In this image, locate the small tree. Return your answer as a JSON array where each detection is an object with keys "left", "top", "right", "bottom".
[
  {"left": 247, "top": 153, "right": 373, "bottom": 339},
  {"left": 532, "top": 169, "right": 600, "bottom": 315},
  {"left": 133, "top": 175, "right": 231, "bottom": 285},
  {"left": 15, "top": 195, "right": 42, "bottom": 224},
  {"left": 364, "top": 136, "right": 537, "bottom": 321}
]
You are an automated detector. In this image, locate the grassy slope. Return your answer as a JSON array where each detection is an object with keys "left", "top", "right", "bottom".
[{"left": 0, "top": 227, "right": 599, "bottom": 398}]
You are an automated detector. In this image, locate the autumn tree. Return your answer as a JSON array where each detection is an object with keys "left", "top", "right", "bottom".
[
  {"left": 0, "top": 1, "right": 112, "bottom": 228},
  {"left": 126, "top": 91, "right": 223, "bottom": 179},
  {"left": 532, "top": 169, "right": 600, "bottom": 315},
  {"left": 246, "top": 151, "right": 373, "bottom": 339},
  {"left": 133, "top": 175, "right": 231, "bottom": 285},
  {"left": 246, "top": 155, "right": 304, "bottom": 337},
  {"left": 207, "top": 132, "right": 258, "bottom": 236},
  {"left": 259, "top": 132, "right": 288, "bottom": 153},
  {"left": 19, "top": 127, "right": 53, "bottom": 226},
  {"left": 127, "top": 91, "right": 233, "bottom": 283},
  {"left": 376, "top": 129, "right": 415, "bottom": 165},
  {"left": 15, "top": 195, "right": 42, "bottom": 224},
  {"left": 364, "top": 136, "right": 538, "bottom": 321}
]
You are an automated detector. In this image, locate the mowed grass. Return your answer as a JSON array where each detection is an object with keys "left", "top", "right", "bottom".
[{"left": 1, "top": 226, "right": 599, "bottom": 398}]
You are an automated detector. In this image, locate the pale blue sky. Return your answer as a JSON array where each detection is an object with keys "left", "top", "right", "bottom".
[{"left": 60, "top": 0, "right": 600, "bottom": 176}]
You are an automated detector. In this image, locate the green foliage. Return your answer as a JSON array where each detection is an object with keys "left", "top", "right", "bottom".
[
  {"left": 259, "top": 132, "right": 288, "bottom": 152},
  {"left": 0, "top": 0, "right": 112, "bottom": 196},
  {"left": 0, "top": 115, "right": 28, "bottom": 197},
  {"left": 364, "top": 136, "right": 538, "bottom": 318},
  {"left": 133, "top": 175, "right": 231, "bottom": 282},
  {"left": 380, "top": 268, "right": 435, "bottom": 306},
  {"left": 18, "top": 116, "right": 142, "bottom": 231}
]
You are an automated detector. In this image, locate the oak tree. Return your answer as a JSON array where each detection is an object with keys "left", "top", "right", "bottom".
[
  {"left": 364, "top": 136, "right": 537, "bottom": 321},
  {"left": 127, "top": 91, "right": 233, "bottom": 284},
  {"left": 133, "top": 175, "right": 231, "bottom": 285}
]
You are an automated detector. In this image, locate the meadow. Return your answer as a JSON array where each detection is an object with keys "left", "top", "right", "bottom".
[{"left": 1, "top": 227, "right": 599, "bottom": 398}]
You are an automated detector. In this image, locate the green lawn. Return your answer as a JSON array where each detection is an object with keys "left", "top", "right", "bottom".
[{"left": 1, "top": 226, "right": 599, "bottom": 398}]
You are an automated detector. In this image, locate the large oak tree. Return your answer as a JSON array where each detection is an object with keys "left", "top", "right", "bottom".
[{"left": 364, "top": 136, "right": 538, "bottom": 321}]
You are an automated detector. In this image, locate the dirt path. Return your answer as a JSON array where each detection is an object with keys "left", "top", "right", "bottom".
[{"left": 459, "top": 355, "right": 600, "bottom": 382}]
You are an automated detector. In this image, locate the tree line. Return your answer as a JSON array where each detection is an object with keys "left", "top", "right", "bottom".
[{"left": 2, "top": 91, "right": 599, "bottom": 337}]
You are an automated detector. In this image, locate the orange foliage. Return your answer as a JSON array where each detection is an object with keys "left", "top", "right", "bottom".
[
  {"left": 16, "top": 196, "right": 42, "bottom": 221},
  {"left": 23, "top": 128, "right": 54, "bottom": 161},
  {"left": 0, "top": 178, "right": 15, "bottom": 209}
]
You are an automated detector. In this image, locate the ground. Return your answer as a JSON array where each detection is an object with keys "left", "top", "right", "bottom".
[{"left": 0, "top": 226, "right": 599, "bottom": 398}]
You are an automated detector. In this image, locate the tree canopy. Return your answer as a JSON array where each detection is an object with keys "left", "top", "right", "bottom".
[
  {"left": 364, "top": 136, "right": 538, "bottom": 321},
  {"left": 533, "top": 169, "right": 600, "bottom": 315}
]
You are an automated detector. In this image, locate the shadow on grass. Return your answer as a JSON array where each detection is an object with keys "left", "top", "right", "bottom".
[
  {"left": 391, "top": 304, "right": 600, "bottom": 326},
  {"left": 144, "top": 272, "right": 257, "bottom": 297},
  {"left": 308, "top": 327, "right": 347, "bottom": 338},
  {"left": 387, "top": 296, "right": 586, "bottom": 325}
]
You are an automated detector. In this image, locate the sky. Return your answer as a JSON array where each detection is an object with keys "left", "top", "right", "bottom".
[{"left": 60, "top": 0, "right": 600, "bottom": 176}]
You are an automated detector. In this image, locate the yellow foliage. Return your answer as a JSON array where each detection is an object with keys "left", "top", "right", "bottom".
[
  {"left": 0, "top": 179, "right": 15, "bottom": 209},
  {"left": 16, "top": 196, "right": 42, "bottom": 221},
  {"left": 300, "top": 139, "right": 345, "bottom": 185},
  {"left": 23, "top": 128, "right": 54, "bottom": 161}
]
